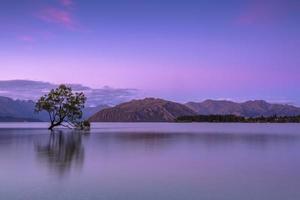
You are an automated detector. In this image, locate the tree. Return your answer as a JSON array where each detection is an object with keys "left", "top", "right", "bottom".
[{"left": 35, "top": 84, "right": 90, "bottom": 130}]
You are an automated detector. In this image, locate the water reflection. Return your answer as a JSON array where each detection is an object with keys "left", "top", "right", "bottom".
[
  {"left": 92, "top": 132, "right": 300, "bottom": 148},
  {"left": 35, "top": 131, "right": 86, "bottom": 176},
  {"left": 1, "top": 124, "right": 300, "bottom": 200}
]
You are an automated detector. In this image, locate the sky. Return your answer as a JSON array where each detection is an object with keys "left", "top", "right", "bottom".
[{"left": 0, "top": 0, "right": 300, "bottom": 104}]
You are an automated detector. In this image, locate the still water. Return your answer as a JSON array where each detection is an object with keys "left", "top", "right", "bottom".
[{"left": 0, "top": 123, "right": 300, "bottom": 200}]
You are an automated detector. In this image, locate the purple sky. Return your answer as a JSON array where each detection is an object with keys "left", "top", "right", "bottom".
[{"left": 0, "top": 0, "right": 300, "bottom": 104}]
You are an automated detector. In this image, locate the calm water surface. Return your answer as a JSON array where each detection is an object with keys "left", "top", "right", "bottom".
[{"left": 0, "top": 123, "right": 300, "bottom": 200}]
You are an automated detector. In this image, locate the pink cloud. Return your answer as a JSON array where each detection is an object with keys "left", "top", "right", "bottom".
[
  {"left": 36, "top": 7, "right": 74, "bottom": 28},
  {"left": 39, "top": 31, "right": 56, "bottom": 40},
  {"left": 59, "top": 0, "right": 73, "bottom": 7},
  {"left": 18, "top": 35, "right": 35, "bottom": 42},
  {"left": 235, "top": 1, "right": 288, "bottom": 25}
]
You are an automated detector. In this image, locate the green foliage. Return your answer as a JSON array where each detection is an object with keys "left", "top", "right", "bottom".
[
  {"left": 35, "top": 84, "right": 90, "bottom": 130},
  {"left": 75, "top": 120, "right": 91, "bottom": 131}
]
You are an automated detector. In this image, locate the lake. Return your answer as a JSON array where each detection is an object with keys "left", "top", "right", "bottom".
[{"left": 0, "top": 123, "right": 300, "bottom": 200}]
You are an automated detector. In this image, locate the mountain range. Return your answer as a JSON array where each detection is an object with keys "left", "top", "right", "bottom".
[
  {"left": 89, "top": 98, "right": 300, "bottom": 122},
  {"left": 185, "top": 100, "right": 300, "bottom": 117},
  {"left": 0, "top": 96, "right": 109, "bottom": 122},
  {"left": 0, "top": 80, "right": 138, "bottom": 107},
  {"left": 0, "top": 96, "right": 47, "bottom": 122},
  {"left": 1, "top": 96, "right": 300, "bottom": 122},
  {"left": 0, "top": 80, "right": 300, "bottom": 122},
  {"left": 0, "top": 80, "right": 134, "bottom": 121}
]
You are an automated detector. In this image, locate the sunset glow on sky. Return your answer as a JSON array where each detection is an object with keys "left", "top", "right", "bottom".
[{"left": 0, "top": 0, "right": 299, "bottom": 103}]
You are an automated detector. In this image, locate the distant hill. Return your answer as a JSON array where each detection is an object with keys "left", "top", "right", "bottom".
[
  {"left": 0, "top": 116, "right": 43, "bottom": 122},
  {"left": 89, "top": 98, "right": 197, "bottom": 122},
  {"left": 0, "top": 96, "right": 48, "bottom": 121},
  {"left": 186, "top": 100, "right": 300, "bottom": 117},
  {"left": 0, "top": 96, "right": 108, "bottom": 122},
  {"left": 2, "top": 95, "right": 300, "bottom": 122},
  {"left": 82, "top": 104, "right": 110, "bottom": 119},
  {"left": 0, "top": 80, "right": 138, "bottom": 107}
]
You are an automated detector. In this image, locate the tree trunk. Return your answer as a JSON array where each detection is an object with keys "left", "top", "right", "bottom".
[
  {"left": 48, "top": 121, "right": 61, "bottom": 131},
  {"left": 48, "top": 124, "right": 55, "bottom": 130}
]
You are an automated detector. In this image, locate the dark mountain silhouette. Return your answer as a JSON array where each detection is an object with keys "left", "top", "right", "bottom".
[
  {"left": 0, "top": 96, "right": 108, "bottom": 122},
  {"left": 0, "top": 96, "right": 47, "bottom": 121},
  {"left": 186, "top": 100, "right": 300, "bottom": 117},
  {"left": 0, "top": 116, "right": 43, "bottom": 122},
  {"left": 89, "top": 98, "right": 197, "bottom": 122},
  {"left": 2, "top": 95, "right": 300, "bottom": 122},
  {"left": 0, "top": 80, "right": 138, "bottom": 107}
]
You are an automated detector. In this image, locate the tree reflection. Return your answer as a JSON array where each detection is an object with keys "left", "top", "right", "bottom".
[{"left": 36, "top": 131, "right": 86, "bottom": 176}]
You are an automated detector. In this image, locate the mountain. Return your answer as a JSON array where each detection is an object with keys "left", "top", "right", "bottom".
[
  {"left": 0, "top": 116, "right": 43, "bottom": 122},
  {"left": 0, "top": 96, "right": 108, "bottom": 122},
  {"left": 0, "top": 80, "right": 138, "bottom": 107},
  {"left": 2, "top": 93, "right": 300, "bottom": 122},
  {"left": 82, "top": 105, "right": 111, "bottom": 119},
  {"left": 89, "top": 98, "right": 197, "bottom": 122},
  {"left": 0, "top": 79, "right": 136, "bottom": 122},
  {"left": 0, "top": 96, "right": 48, "bottom": 121},
  {"left": 186, "top": 100, "right": 300, "bottom": 117}
]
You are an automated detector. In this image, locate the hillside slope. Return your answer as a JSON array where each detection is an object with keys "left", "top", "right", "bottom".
[
  {"left": 89, "top": 98, "right": 197, "bottom": 122},
  {"left": 0, "top": 96, "right": 47, "bottom": 121},
  {"left": 186, "top": 100, "right": 300, "bottom": 117}
]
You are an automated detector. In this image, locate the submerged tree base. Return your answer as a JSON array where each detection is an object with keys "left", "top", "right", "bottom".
[{"left": 48, "top": 120, "right": 91, "bottom": 131}]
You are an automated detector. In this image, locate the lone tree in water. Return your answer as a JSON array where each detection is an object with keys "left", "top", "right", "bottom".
[{"left": 35, "top": 85, "right": 90, "bottom": 130}]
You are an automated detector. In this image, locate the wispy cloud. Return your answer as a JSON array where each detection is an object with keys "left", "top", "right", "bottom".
[
  {"left": 34, "top": 0, "right": 79, "bottom": 29},
  {"left": 59, "top": 0, "right": 74, "bottom": 7},
  {"left": 235, "top": 1, "right": 291, "bottom": 26},
  {"left": 19, "top": 1, "right": 80, "bottom": 45},
  {"left": 236, "top": 3, "right": 269, "bottom": 25},
  {"left": 18, "top": 35, "right": 35, "bottom": 42},
  {"left": 0, "top": 80, "right": 139, "bottom": 107},
  {"left": 36, "top": 6, "right": 75, "bottom": 28}
]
